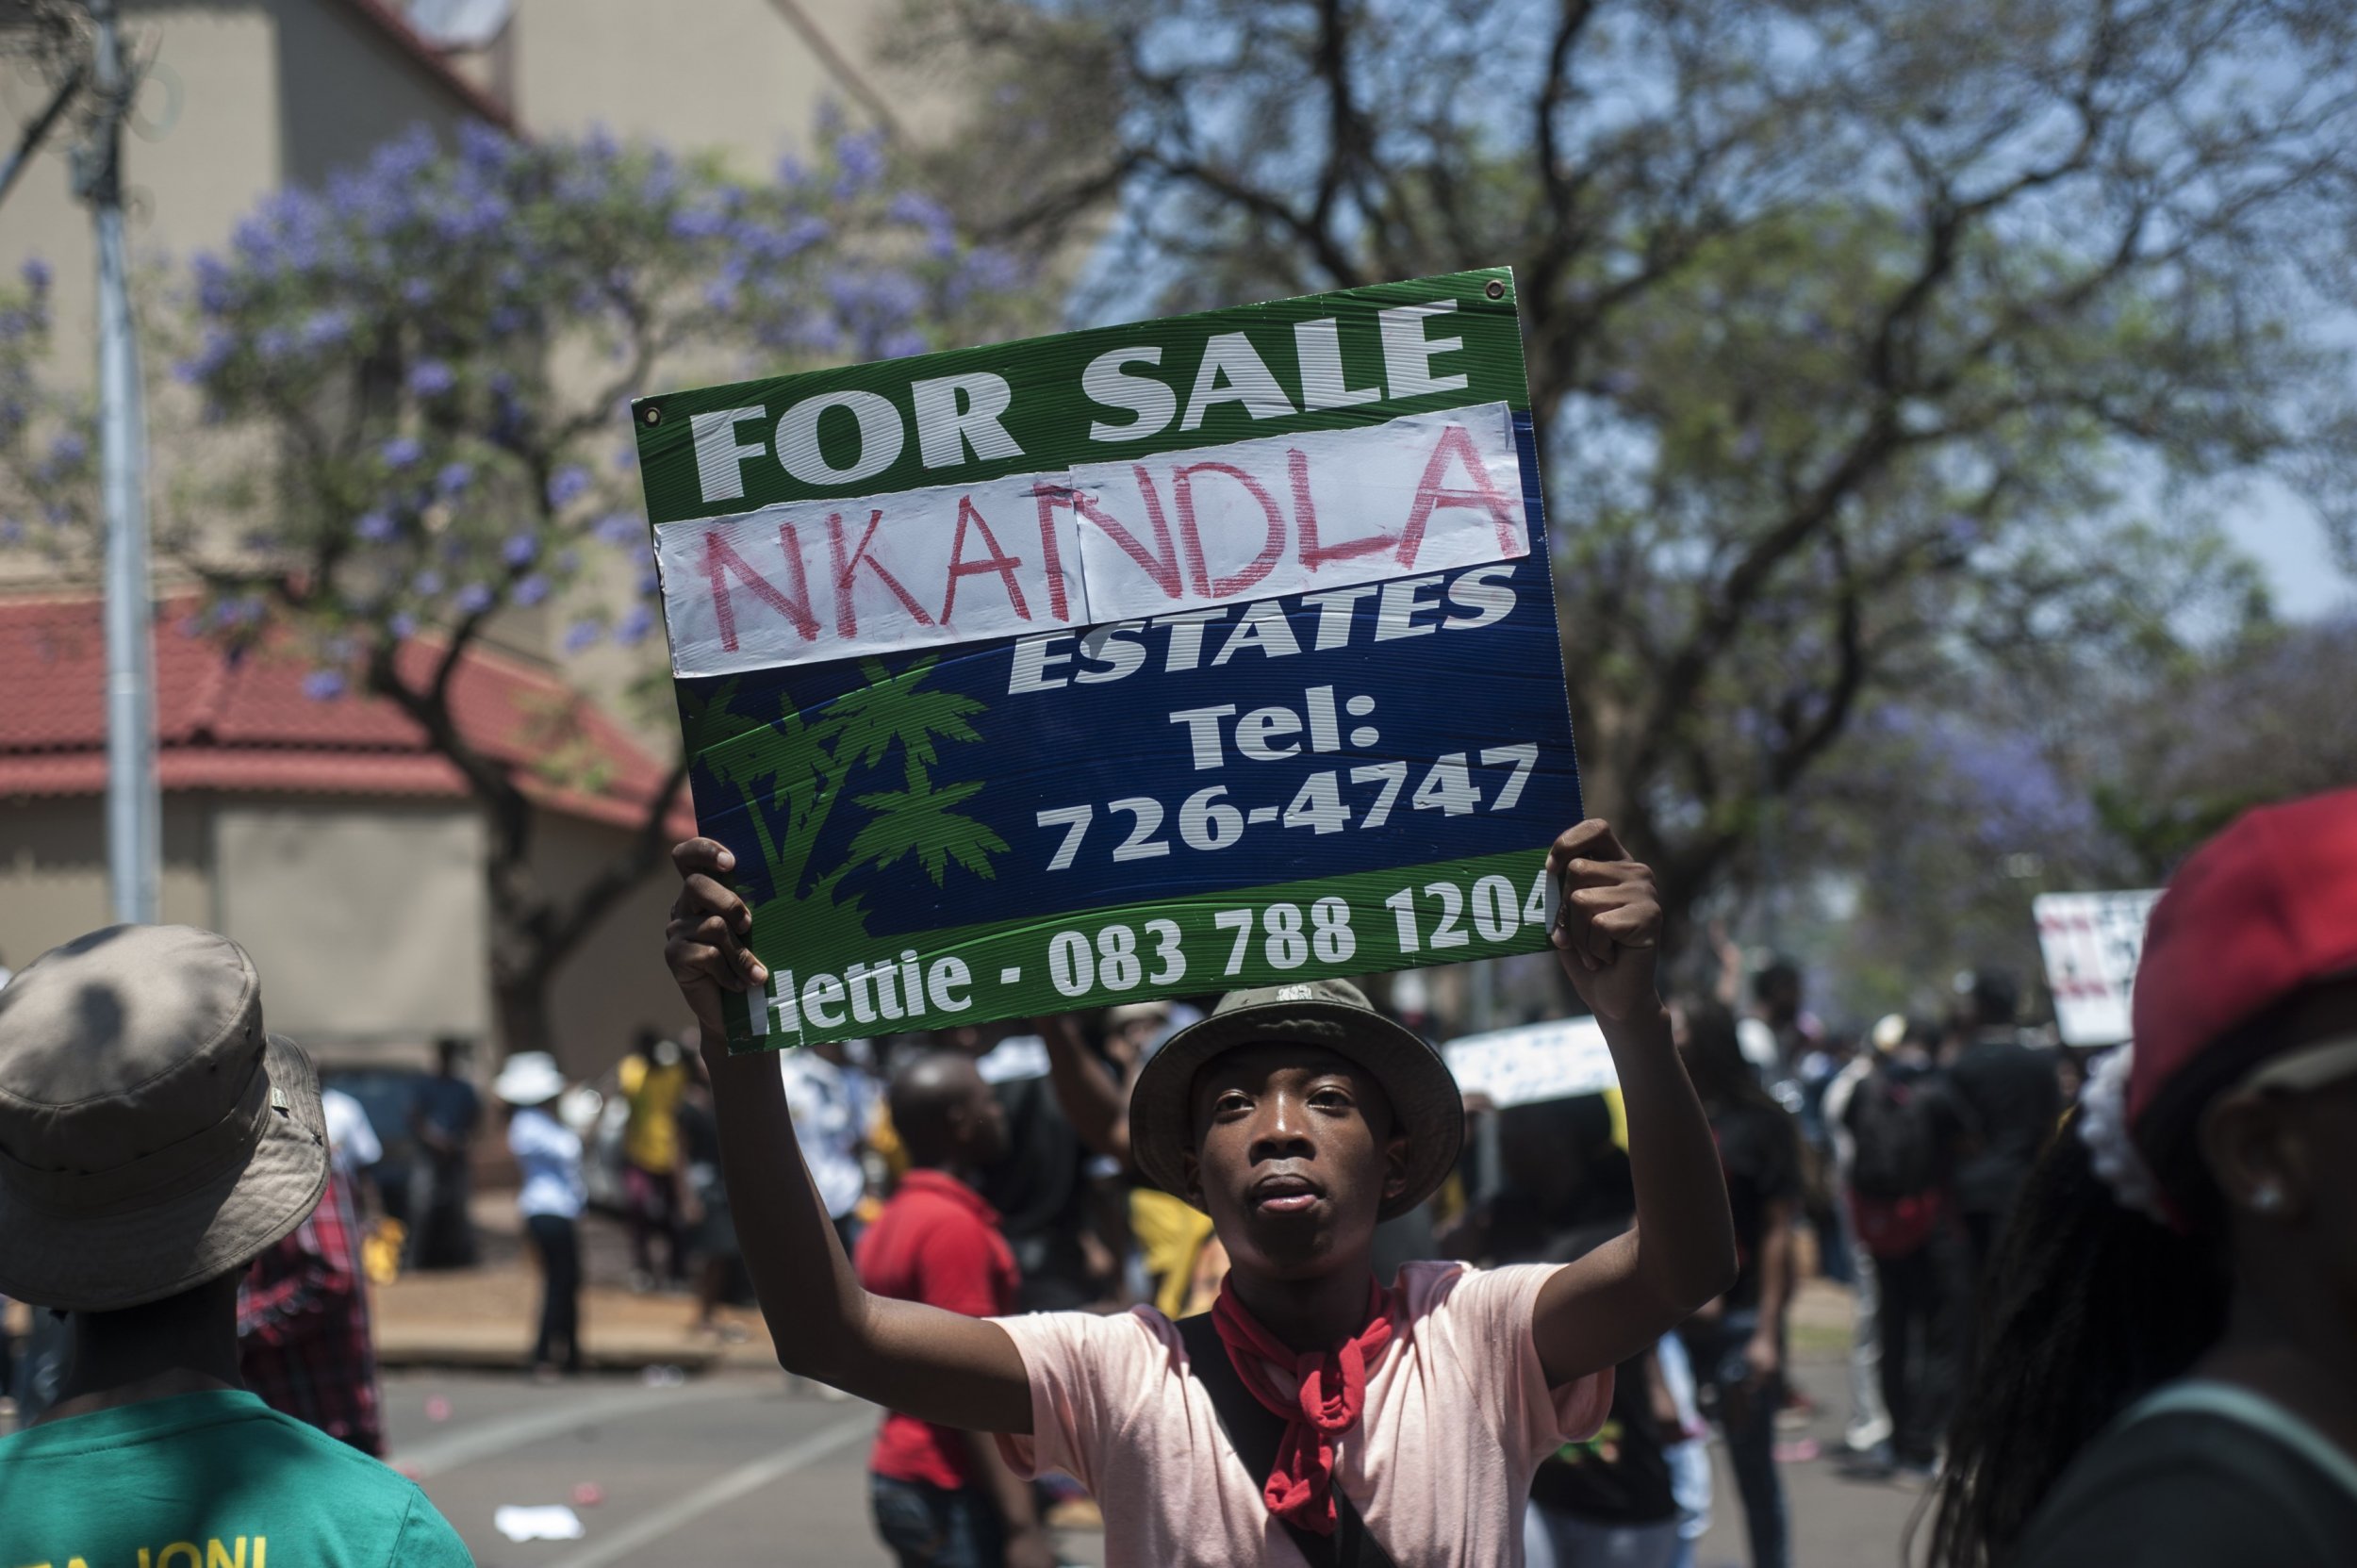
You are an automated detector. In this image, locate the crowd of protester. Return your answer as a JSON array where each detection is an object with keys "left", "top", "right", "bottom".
[{"left": 4, "top": 794, "right": 2355, "bottom": 1568}]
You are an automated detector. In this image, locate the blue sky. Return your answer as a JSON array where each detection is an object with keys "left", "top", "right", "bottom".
[{"left": 2229, "top": 487, "right": 2353, "bottom": 621}]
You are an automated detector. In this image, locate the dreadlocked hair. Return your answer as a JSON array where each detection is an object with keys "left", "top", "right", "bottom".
[{"left": 1916, "top": 1112, "right": 2230, "bottom": 1568}]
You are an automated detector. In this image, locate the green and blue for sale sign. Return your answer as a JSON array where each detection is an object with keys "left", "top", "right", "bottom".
[{"left": 633, "top": 268, "right": 1581, "bottom": 1048}]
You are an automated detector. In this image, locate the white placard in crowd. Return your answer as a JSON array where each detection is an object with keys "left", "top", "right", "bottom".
[
  {"left": 1443, "top": 1015, "right": 1618, "bottom": 1108},
  {"left": 2034, "top": 889, "right": 2162, "bottom": 1046}
]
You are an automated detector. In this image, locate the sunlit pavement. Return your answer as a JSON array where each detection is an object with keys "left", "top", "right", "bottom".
[{"left": 387, "top": 1367, "right": 1109, "bottom": 1567}]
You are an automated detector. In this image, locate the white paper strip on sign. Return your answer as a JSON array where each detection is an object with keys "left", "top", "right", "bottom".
[
  {"left": 1066, "top": 402, "right": 1527, "bottom": 623},
  {"left": 1443, "top": 1016, "right": 1617, "bottom": 1109},
  {"left": 658, "top": 470, "right": 1088, "bottom": 679},
  {"left": 2034, "top": 889, "right": 2162, "bottom": 1046}
]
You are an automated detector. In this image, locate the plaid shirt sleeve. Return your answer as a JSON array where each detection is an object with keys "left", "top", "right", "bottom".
[
  {"left": 238, "top": 1170, "right": 384, "bottom": 1455},
  {"left": 239, "top": 1178, "right": 359, "bottom": 1344}
]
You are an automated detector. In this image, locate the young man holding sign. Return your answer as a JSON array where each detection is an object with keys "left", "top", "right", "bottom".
[{"left": 665, "top": 818, "right": 1735, "bottom": 1566}]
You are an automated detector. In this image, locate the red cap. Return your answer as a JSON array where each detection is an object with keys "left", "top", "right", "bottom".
[{"left": 2128, "top": 788, "right": 2357, "bottom": 1136}]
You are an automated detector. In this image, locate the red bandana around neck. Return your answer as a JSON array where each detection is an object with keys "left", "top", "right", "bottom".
[{"left": 1211, "top": 1276, "right": 1397, "bottom": 1535}]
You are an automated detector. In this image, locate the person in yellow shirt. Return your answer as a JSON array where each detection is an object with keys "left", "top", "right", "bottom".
[{"left": 618, "top": 1030, "right": 689, "bottom": 1290}]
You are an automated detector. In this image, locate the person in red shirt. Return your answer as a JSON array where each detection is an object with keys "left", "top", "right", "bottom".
[{"left": 854, "top": 1050, "right": 1050, "bottom": 1568}]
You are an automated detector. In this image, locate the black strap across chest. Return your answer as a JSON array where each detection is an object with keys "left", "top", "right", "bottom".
[{"left": 1174, "top": 1312, "right": 1404, "bottom": 1568}]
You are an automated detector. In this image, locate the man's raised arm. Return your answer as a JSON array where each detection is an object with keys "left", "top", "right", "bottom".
[
  {"left": 1529, "top": 820, "right": 1739, "bottom": 1386},
  {"left": 666, "top": 838, "right": 1033, "bottom": 1433},
  {"left": 1033, "top": 1013, "right": 1130, "bottom": 1164}
]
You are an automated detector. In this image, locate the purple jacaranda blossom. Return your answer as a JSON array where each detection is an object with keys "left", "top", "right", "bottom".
[
  {"left": 616, "top": 604, "right": 654, "bottom": 645},
  {"left": 408, "top": 359, "right": 456, "bottom": 398},
  {"left": 255, "top": 326, "right": 295, "bottom": 362},
  {"left": 412, "top": 568, "right": 444, "bottom": 596},
  {"left": 959, "top": 248, "right": 1021, "bottom": 294},
  {"left": 302, "top": 308, "right": 351, "bottom": 350},
  {"left": 355, "top": 510, "right": 397, "bottom": 542},
  {"left": 595, "top": 512, "right": 643, "bottom": 546},
  {"left": 20, "top": 257, "right": 50, "bottom": 290},
  {"left": 886, "top": 190, "right": 948, "bottom": 232},
  {"left": 436, "top": 461, "right": 474, "bottom": 496},
  {"left": 48, "top": 432, "right": 86, "bottom": 467},
  {"left": 389, "top": 611, "right": 419, "bottom": 639},
  {"left": 454, "top": 583, "right": 496, "bottom": 615},
  {"left": 779, "top": 214, "right": 831, "bottom": 255},
  {"left": 563, "top": 619, "right": 602, "bottom": 654},
  {"left": 303, "top": 668, "right": 347, "bottom": 701},
  {"left": 178, "top": 330, "right": 236, "bottom": 385},
  {"left": 383, "top": 435, "right": 424, "bottom": 468},
  {"left": 502, "top": 532, "right": 537, "bottom": 567},
  {"left": 833, "top": 131, "right": 885, "bottom": 199},
  {"left": 513, "top": 573, "right": 551, "bottom": 606},
  {"left": 546, "top": 466, "right": 591, "bottom": 509}
]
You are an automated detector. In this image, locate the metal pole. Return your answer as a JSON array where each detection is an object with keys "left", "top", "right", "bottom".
[{"left": 84, "top": 0, "right": 158, "bottom": 925}]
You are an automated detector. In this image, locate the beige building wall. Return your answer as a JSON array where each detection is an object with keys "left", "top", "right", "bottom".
[
  {"left": 0, "top": 794, "right": 213, "bottom": 972},
  {"left": 212, "top": 799, "right": 491, "bottom": 1044},
  {"left": 530, "top": 809, "right": 690, "bottom": 1077},
  {"left": 263, "top": 0, "right": 477, "bottom": 190},
  {"left": 499, "top": 0, "right": 896, "bottom": 174}
]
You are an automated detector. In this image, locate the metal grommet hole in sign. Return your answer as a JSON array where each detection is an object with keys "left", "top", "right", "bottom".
[{"left": 1484, "top": 279, "right": 1505, "bottom": 300}]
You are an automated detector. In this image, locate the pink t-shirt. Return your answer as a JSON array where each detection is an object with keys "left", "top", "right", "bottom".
[{"left": 994, "top": 1260, "right": 1611, "bottom": 1567}]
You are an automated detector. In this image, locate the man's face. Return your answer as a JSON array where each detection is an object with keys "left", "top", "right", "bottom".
[{"left": 1180, "top": 1044, "right": 1409, "bottom": 1280}]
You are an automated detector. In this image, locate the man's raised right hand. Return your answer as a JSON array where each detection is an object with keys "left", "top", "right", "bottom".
[{"left": 666, "top": 837, "right": 767, "bottom": 1048}]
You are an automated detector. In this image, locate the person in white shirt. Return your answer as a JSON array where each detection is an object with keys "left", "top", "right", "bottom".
[
  {"left": 321, "top": 1086, "right": 383, "bottom": 1195},
  {"left": 781, "top": 1039, "right": 872, "bottom": 1253},
  {"left": 496, "top": 1052, "right": 585, "bottom": 1378}
]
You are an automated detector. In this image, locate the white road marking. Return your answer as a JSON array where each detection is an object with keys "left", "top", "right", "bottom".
[
  {"left": 538, "top": 1412, "right": 874, "bottom": 1568},
  {"left": 390, "top": 1379, "right": 747, "bottom": 1477}
]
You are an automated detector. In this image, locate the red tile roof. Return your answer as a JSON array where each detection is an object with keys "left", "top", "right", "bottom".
[{"left": 0, "top": 594, "right": 689, "bottom": 834}]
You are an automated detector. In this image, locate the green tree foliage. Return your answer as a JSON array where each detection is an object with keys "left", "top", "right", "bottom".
[{"left": 899, "top": 0, "right": 2357, "bottom": 933}]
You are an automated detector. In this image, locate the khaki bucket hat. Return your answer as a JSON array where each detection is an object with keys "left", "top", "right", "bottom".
[
  {"left": 0, "top": 925, "right": 329, "bottom": 1312},
  {"left": 1128, "top": 977, "right": 1463, "bottom": 1221}
]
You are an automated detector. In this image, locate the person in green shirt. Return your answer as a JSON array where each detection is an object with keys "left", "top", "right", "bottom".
[{"left": 0, "top": 924, "right": 473, "bottom": 1568}]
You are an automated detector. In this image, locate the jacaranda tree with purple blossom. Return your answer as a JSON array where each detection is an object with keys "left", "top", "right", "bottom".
[
  {"left": 150, "top": 116, "right": 1030, "bottom": 1055},
  {"left": 0, "top": 259, "right": 98, "bottom": 556}
]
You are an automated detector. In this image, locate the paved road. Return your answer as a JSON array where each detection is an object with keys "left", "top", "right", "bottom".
[
  {"left": 1688, "top": 1350, "right": 1928, "bottom": 1568},
  {"left": 387, "top": 1368, "right": 1110, "bottom": 1567},
  {"left": 392, "top": 1346, "right": 1920, "bottom": 1568}
]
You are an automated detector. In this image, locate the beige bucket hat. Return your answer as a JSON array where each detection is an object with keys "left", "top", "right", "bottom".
[{"left": 0, "top": 924, "right": 329, "bottom": 1312}]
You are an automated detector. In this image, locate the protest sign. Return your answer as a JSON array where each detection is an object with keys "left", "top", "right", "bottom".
[
  {"left": 1443, "top": 1017, "right": 1618, "bottom": 1109},
  {"left": 2034, "top": 889, "right": 2162, "bottom": 1046},
  {"left": 633, "top": 268, "right": 1583, "bottom": 1047}
]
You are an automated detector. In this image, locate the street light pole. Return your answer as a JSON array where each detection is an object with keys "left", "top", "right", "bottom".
[{"left": 81, "top": 0, "right": 158, "bottom": 925}]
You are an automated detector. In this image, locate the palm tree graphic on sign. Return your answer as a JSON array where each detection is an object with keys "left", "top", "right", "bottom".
[{"left": 684, "top": 654, "right": 1007, "bottom": 938}]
